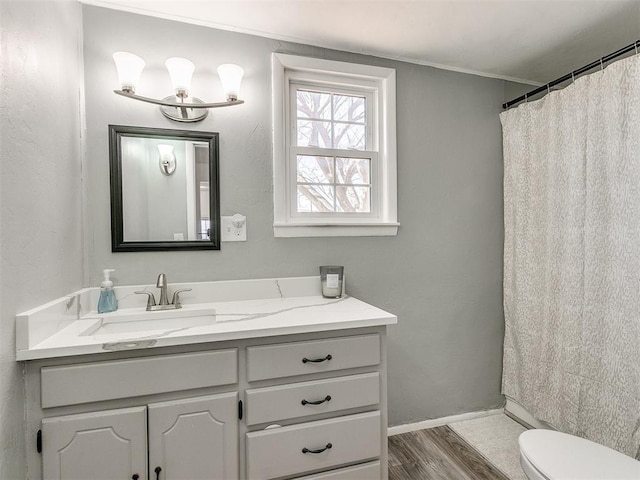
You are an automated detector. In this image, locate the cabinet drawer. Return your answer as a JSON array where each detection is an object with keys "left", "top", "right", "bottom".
[
  {"left": 41, "top": 349, "right": 238, "bottom": 408},
  {"left": 246, "top": 334, "right": 380, "bottom": 382},
  {"left": 245, "top": 373, "right": 379, "bottom": 425},
  {"left": 246, "top": 411, "right": 381, "bottom": 480},
  {"left": 292, "top": 461, "right": 381, "bottom": 479}
]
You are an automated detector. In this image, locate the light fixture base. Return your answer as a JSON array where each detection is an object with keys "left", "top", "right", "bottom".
[{"left": 159, "top": 96, "right": 209, "bottom": 123}]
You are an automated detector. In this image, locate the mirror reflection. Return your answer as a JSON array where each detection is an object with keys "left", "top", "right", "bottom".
[{"left": 109, "top": 126, "right": 220, "bottom": 251}]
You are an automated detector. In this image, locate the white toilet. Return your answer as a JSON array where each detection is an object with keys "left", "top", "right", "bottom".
[{"left": 519, "top": 429, "right": 640, "bottom": 480}]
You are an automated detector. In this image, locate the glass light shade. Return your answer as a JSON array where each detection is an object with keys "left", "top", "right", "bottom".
[
  {"left": 217, "top": 64, "right": 244, "bottom": 101},
  {"left": 165, "top": 57, "right": 195, "bottom": 96},
  {"left": 157, "top": 144, "right": 174, "bottom": 156},
  {"left": 113, "top": 52, "right": 145, "bottom": 93}
]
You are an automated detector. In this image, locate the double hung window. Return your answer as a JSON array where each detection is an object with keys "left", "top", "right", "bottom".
[
  {"left": 272, "top": 54, "right": 398, "bottom": 237},
  {"left": 293, "top": 85, "right": 375, "bottom": 215}
]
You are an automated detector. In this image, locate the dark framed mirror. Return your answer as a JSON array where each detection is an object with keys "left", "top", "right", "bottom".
[{"left": 109, "top": 125, "right": 220, "bottom": 251}]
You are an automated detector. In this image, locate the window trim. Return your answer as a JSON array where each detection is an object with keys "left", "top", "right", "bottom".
[{"left": 272, "top": 53, "right": 398, "bottom": 237}]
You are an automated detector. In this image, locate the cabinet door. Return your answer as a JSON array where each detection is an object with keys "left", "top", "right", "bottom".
[
  {"left": 148, "top": 392, "right": 239, "bottom": 480},
  {"left": 42, "top": 406, "right": 147, "bottom": 480}
]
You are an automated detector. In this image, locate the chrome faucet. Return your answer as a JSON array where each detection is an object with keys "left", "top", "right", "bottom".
[{"left": 135, "top": 273, "right": 191, "bottom": 311}]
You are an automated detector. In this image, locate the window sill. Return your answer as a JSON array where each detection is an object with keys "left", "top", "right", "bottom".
[{"left": 273, "top": 223, "right": 399, "bottom": 238}]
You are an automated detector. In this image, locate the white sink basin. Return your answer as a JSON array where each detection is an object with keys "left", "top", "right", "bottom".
[{"left": 80, "top": 307, "right": 217, "bottom": 337}]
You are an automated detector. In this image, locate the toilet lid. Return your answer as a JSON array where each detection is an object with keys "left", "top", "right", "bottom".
[{"left": 519, "top": 430, "right": 640, "bottom": 479}]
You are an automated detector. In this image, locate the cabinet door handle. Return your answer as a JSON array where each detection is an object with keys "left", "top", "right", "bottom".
[
  {"left": 155, "top": 466, "right": 162, "bottom": 480},
  {"left": 132, "top": 475, "right": 139, "bottom": 480},
  {"left": 302, "top": 354, "right": 332, "bottom": 364},
  {"left": 301, "top": 395, "right": 331, "bottom": 406},
  {"left": 302, "top": 442, "right": 332, "bottom": 454}
]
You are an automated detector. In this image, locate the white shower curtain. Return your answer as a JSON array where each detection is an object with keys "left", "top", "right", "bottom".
[{"left": 501, "top": 53, "right": 640, "bottom": 459}]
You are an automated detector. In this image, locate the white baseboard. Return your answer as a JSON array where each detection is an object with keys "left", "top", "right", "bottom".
[{"left": 387, "top": 408, "right": 504, "bottom": 437}]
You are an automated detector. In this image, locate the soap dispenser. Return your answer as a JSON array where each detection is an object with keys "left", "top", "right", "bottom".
[{"left": 97, "top": 269, "right": 118, "bottom": 314}]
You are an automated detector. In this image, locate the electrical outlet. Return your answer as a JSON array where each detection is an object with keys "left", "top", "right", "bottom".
[{"left": 221, "top": 214, "right": 247, "bottom": 242}]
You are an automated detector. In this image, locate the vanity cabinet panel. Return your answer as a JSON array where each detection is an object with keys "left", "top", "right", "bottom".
[
  {"left": 245, "top": 411, "right": 381, "bottom": 480},
  {"left": 42, "top": 406, "right": 147, "bottom": 480},
  {"left": 148, "top": 392, "right": 239, "bottom": 480},
  {"left": 246, "top": 334, "right": 380, "bottom": 382},
  {"left": 245, "top": 373, "right": 380, "bottom": 425},
  {"left": 41, "top": 349, "right": 238, "bottom": 408},
  {"left": 292, "top": 461, "right": 381, "bottom": 479}
]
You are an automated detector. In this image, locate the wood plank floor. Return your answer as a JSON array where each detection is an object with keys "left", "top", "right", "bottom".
[{"left": 388, "top": 426, "right": 511, "bottom": 480}]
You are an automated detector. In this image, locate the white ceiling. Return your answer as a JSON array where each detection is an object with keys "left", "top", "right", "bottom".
[{"left": 82, "top": 0, "right": 640, "bottom": 85}]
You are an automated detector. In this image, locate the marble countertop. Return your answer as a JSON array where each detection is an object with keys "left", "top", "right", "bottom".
[{"left": 16, "top": 277, "right": 397, "bottom": 361}]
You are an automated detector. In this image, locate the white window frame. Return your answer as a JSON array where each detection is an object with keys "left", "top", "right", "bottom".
[{"left": 272, "top": 53, "right": 398, "bottom": 237}]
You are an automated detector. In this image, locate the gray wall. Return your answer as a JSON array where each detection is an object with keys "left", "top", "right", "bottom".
[
  {"left": 0, "top": 1, "right": 84, "bottom": 478},
  {"left": 83, "top": 5, "right": 515, "bottom": 426}
]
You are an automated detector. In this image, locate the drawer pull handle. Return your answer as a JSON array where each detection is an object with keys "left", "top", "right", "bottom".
[
  {"left": 302, "top": 442, "right": 332, "bottom": 454},
  {"left": 301, "top": 395, "right": 332, "bottom": 406},
  {"left": 302, "top": 354, "right": 332, "bottom": 364},
  {"left": 132, "top": 475, "right": 140, "bottom": 480},
  {"left": 154, "top": 466, "right": 162, "bottom": 480}
]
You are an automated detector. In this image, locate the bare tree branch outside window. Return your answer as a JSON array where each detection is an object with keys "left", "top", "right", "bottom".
[{"left": 295, "top": 89, "right": 371, "bottom": 213}]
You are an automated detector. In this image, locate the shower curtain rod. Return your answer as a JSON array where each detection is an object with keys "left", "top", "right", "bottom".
[{"left": 503, "top": 39, "right": 640, "bottom": 109}]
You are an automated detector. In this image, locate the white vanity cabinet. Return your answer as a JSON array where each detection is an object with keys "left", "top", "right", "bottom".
[
  {"left": 37, "top": 350, "right": 240, "bottom": 480},
  {"left": 24, "top": 327, "right": 389, "bottom": 480},
  {"left": 42, "top": 393, "right": 238, "bottom": 480}
]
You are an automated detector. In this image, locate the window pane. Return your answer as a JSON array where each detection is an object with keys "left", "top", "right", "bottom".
[
  {"left": 297, "top": 90, "right": 331, "bottom": 120},
  {"left": 336, "top": 158, "right": 370, "bottom": 185},
  {"left": 297, "top": 156, "right": 333, "bottom": 184},
  {"left": 297, "top": 120, "right": 332, "bottom": 148},
  {"left": 297, "top": 185, "right": 334, "bottom": 212},
  {"left": 333, "top": 94, "right": 365, "bottom": 123},
  {"left": 336, "top": 186, "right": 371, "bottom": 213},
  {"left": 333, "top": 123, "right": 365, "bottom": 150}
]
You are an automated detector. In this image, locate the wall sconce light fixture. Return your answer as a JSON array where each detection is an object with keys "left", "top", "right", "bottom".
[
  {"left": 157, "top": 144, "right": 176, "bottom": 175},
  {"left": 113, "top": 52, "right": 244, "bottom": 123}
]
